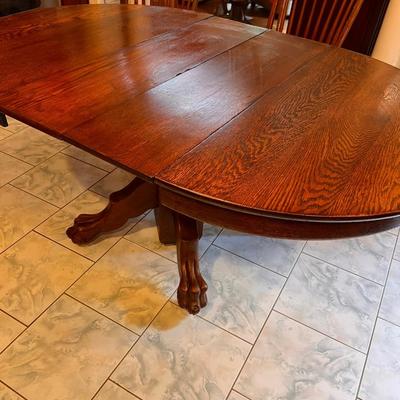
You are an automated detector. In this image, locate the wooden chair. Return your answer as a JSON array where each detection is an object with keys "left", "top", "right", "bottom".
[
  {"left": 267, "top": 0, "right": 364, "bottom": 47},
  {"left": 120, "top": 0, "right": 198, "bottom": 11}
]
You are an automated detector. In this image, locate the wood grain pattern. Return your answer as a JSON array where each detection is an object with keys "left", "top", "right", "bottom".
[
  {"left": 159, "top": 188, "right": 400, "bottom": 239},
  {"left": 158, "top": 47, "right": 400, "bottom": 220},
  {"left": 0, "top": 5, "right": 209, "bottom": 91},
  {"left": 60, "top": 31, "right": 326, "bottom": 177},
  {"left": 0, "top": 18, "right": 264, "bottom": 132}
]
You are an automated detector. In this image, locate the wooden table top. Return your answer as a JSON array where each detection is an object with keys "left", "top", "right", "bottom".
[{"left": 1, "top": 5, "right": 400, "bottom": 223}]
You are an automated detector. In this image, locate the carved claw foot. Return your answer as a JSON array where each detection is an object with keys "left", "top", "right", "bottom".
[
  {"left": 66, "top": 177, "right": 157, "bottom": 244},
  {"left": 175, "top": 212, "right": 207, "bottom": 314},
  {"left": 66, "top": 210, "right": 109, "bottom": 244}
]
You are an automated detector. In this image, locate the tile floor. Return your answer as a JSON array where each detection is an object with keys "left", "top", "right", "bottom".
[{"left": 0, "top": 117, "right": 399, "bottom": 400}]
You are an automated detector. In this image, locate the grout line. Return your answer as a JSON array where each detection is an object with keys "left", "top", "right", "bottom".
[
  {"left": 229, "top": 389, "right": 253, "bottom": 400},
  {"left": 355, "top": 233, "right": 400, "bottom": 399},
  {"left": 227, "top": 241, "right": 306, "bottom": 396},
  {"left": 377, "top": 316, "right": 400, "bottom": 329},
  {"left": 0, "top": 379, "right": 29, "bottom": 400},
  {"left": 0, "top": 308, "right": 27, "bottom": 327},
  {"left": 0, "top": 149, "right": 36, "bottom": 167},
  {"left": 8, "top": 182, "right": 64, "bottom": 208},
  {"left": 302, "top": 250, "right": 388, "bottom": 287},
  {"left": 33, "top": 230, "right": 98, "bottom": 263},
  {"left": 108, "top": 380, "right": 144, "bottom": 400},
  {"left": 273, "top": 309, "right": 367, "bottom": 354},
  {"left": 212, "top": 242, "right": 291, "bottom": 279},
  {"left": 0, "top": 126, "right": 15, "bottom": 137},
  {"left": 210, "top": 227, "right": 224, "bottom": 245},
  {"left": 195, "top": 313, "right": 253, "bottom": 346}
]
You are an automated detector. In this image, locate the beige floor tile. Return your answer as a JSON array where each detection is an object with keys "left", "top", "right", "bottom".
[
  {"left": 0, "top": 311, "right": 25, "bottom": 352},
  {"left": 359, "top": 318, "right": 400, "bottom": 400},
  {"left": 196, "top": 245, "right": 285, "bottom": 343},
  {"left": 0, "top": 117, "right": 27, "bottom": 134},
  {"left": 276, "top": 254, "right": 383, "bottom": 352},
  {"left": 69, "top": 239, "right": 179, "bottom": 334},
  {"left": 0, "top": 295, "right": 137, "bottom": 400},
  {"left": 0, "top": 152, "right": 31, "bottom": 187},
  {"left": 36, "top": 191, "right": 141, "bottom": 261},
  {"left": 235, "top": 312, "right": 365, "bottom": 400},
  {"left": 112, "top": 302, "right": 250, "bottom": 400},
  {"left": 214, "top": 229, "right": 305, "bottom": 276},
  {"left": 12, "top": 153, "right": 107, "bottom": 207},
  {"left": 0, "top": 232, "right": 92, "bottom": 325},
  {"left": 94, "top": 381, "right": 140, "bottom": 400},
  {"left": 0, "top": 185, "right": 57, "bottom": 252},
  {"left": 0, "top": 126, "right": 68, "bottom": 165},
  {"left": 91, "top": 168, "right": 135, "bottom": 197},
  {"left": 125, "top": 212, "right": 216, "bottom": 262},
  {"left": 304, "top": 232, "right": 396, "bottom": 284},
  {"left": 0, "top": 382, "right": 24, "bottom": 400},
  {"left": 62, "top": 145, "right": 116, "bottom": 172}
]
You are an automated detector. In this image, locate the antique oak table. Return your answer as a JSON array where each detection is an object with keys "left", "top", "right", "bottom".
[{"left": 1, "top": 5, "right": 400, "bottom": 315}]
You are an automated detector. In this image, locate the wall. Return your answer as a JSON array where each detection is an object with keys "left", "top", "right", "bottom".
[{"left": 373, "top": 0, "right": 400, "bottom": 68}]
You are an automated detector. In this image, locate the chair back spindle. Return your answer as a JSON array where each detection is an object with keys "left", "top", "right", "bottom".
[
  {"left": 120, "top": 0, "right": 197, "bottom": 10},
  {"left": 267, "top": 0, "right": 364, "bottom": 47}
]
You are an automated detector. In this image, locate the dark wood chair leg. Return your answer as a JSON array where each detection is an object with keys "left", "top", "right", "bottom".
[
  {"left": 175, "top": 212, "right": 207, "bottom": 315},
  {"left": 66, "top": 177, "right": 158, "bottom": 244},
  {"left": 0, "top": 112, "right": 8, "bottom": 127}
]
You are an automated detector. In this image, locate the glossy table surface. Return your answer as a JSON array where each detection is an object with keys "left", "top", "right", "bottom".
[{"left": 1, "top": 4, "right": 400, "bottom": 225}]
